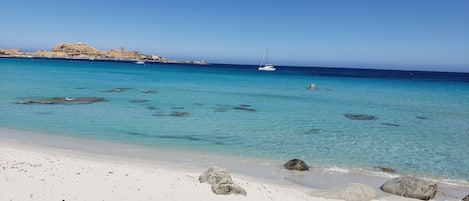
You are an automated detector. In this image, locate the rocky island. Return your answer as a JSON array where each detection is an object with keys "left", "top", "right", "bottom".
[{"left": 0, "top": 42, "right": 207, "bottom": 65}]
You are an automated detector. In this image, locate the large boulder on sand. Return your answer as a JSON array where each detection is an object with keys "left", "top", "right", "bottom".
[
  {"left": 284, "top": 159, "right": 309, "bottom": 171},
  {"left": 307, "top": 183, "right": 378, "bottom": 201},
  {"left": 198, "top": 166, "right": 246, "bottom": 196},
  {"left": 380, "top": 176, "right": 438, "bottom": 200}
]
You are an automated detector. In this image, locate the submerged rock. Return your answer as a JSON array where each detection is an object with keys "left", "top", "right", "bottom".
[
  {"left": 233, "top": 105, "right": 256, "bottom": 112},
  {"left": 307, "top": 183, "right": 377, "bottom": 201},
  {"left": 147, "top": 106, "right": 158, "bottom": 110},
  {"left": 198, "top": 167, "right": 247, "bottom": 196},
  {"left": 374, "top": 166, "right": 396, "bottom": 173},
  {"left": 140, "top": 89, "right": 158, "bottom": 94},
  {"left": 17, "top": 97, "right": 107, "bottom": 105},
  {"left": 344, "top": 113, "right": 377, "bottom": 120},
  {"left": 170, "top": 111, "right": 189, "bottom": 117},
  {"left": 102, "top": 88, "right": 130, "bottom": 93},
  {"left": 416, "top": 116, "right": 429, "bottom": 120},
  {"left": 130, "top": 99, "right": 150, "bottom": 103},
  {"left": 380, "top": 176, "right": 438, "bottom": 200},
  {"left": 381, "top": 123, "right": 400, "bottom": 127},
  {"left": 284, "top": 159, "right": 309, "bottom": 171}
]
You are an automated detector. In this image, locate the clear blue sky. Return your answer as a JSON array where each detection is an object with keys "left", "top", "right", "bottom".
[{"left": 1, "top": 0, "right": 468, "bottom": 72}]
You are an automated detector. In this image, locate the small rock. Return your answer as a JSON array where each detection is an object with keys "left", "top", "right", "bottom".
[
  {"left": 375, "top": 166, "right": 396, "bottom": 173},
  {"left": 284, "top": 159, "right": 309, "bottom": 171}
]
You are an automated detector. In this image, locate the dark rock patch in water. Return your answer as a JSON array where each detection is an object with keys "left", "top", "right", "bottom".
[
  {"left": 102, "top": 88, "right": 131, "bottom": 93},
  {"left": 130, "top": 99, "right": 150, "bottom": 103},
  {"left": 170, "top": 111, "right": 189, "bottom": 117},
  {"left": 140, "top": 89, "right": 158, "bottom": 94},
  {"left": 416, "top": 116, "right": 429, "bottom": 120},
  {"left": 381, "top": 123, "right": 400, "bottom": 127},
  {"left": 75, "top": 87, "right": 87, "bottom": 90},
  {"left": 171, "top": 107, "right": 185, "bottom": 110},
  {"left": 17, "top": 97, "right": 107, "bottom": 105},
  {"left": 239, "top": 104, "right": 252, "bottom": 107},
  {"left": 304, "top": 128, "right": 321, "bottom": 134},
  {"left": 344, "top": 113, "right": 377, "bottom": 120},
  {"left": 126, "top": 131, "right": 151, "bottom": 138},
  {"left": 157, "top": 134, "right": 202, "bottom": 141},
  {"left": 374, "top": 166, "right": 396, "bottom": 173},
  {"left": 233, "top": 106, "right": 256, "bottom": 112},
  {"left": 147, "top": 106, "right": 158, "bottom": 110}
]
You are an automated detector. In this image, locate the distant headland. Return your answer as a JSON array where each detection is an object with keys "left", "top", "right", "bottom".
[{"left": 0, "top": 42, "right": 207, "bottom": 65}]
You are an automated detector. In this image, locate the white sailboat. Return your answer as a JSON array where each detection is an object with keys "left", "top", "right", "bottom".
[{"left": 258, "top": 48, "right": 276, "bottom": 71}]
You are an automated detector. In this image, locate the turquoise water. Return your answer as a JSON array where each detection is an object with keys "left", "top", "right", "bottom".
[{"left": 1, "top": 58, "right": 468, "bottom": 183}]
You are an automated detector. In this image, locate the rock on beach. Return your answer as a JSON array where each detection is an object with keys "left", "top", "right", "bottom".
[
  {"left": 283, "top": 159, "right": 309, "bottom": 171},
  {"left": 380, "top": 176, "right": 438, "bottom": 200},
  {"left": 198, "top": 166, "right": 247, "bottom": 196}
]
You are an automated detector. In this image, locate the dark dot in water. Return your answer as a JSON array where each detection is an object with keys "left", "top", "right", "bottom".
[
  {"left": 416, "top": 116, "right": 429, "bottom": 120},
  {"left": 239, "top": 104, "right": 252, "bottom": 107}
]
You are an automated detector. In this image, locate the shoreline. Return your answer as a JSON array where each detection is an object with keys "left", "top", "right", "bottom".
[{"left": 0, "top": 127, "right": 468, "bottom": 201}]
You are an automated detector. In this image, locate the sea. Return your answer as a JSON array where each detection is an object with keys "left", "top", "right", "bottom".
[{"left": 1, "top": 58, "right": 468, "bottom": 189}]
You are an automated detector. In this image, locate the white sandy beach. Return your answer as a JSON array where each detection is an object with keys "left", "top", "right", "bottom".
[
  {"left": 1, "top": 128, "right": 467, "bottom": 201},
  {"left": 0, "top": 133, "right": 336, "bottom": 201}
]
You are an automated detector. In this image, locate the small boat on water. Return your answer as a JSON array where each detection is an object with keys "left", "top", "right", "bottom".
[
  {"left": 135, "top": 60, "right": 145, "bottom": 65},
  {"left": 258, "top": 48, "right": 276, "bottom": 71},
  {"left": 258, "top": 64, "right": 276, "bottom": 71}
]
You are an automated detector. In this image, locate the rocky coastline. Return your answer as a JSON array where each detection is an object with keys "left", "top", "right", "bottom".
[{"left": 0, "top": 42, "right": 208, "bottom": 65}]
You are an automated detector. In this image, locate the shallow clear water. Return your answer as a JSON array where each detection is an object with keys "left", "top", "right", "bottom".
[{"left": 1, "top": 58, "right": 468, "bottom": 183}]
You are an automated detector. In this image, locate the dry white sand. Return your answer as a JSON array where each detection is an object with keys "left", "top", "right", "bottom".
[
  {"left": 0, "top": 138, "right": 340, "bottom": 201},
  {"left": 1, "top": 128, "right": 466, "bottom": 201}
]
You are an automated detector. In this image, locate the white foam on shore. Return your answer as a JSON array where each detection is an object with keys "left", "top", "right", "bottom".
[{"left": 1, "top": 127, "right": 468, "bottom": 201}]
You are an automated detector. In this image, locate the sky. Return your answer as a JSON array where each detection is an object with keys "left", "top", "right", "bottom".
[{"left": 1, "top": 0, "right": 468, "bottom": 72}]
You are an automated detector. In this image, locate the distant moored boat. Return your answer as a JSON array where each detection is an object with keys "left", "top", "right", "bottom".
[{"left": 258, "top": 48, "right": 276, "bottom": 71}]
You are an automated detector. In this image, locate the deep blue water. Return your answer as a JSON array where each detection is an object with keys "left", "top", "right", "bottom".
[{"left": 1, "top": 58, "right": 468, "bottom": 184}]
